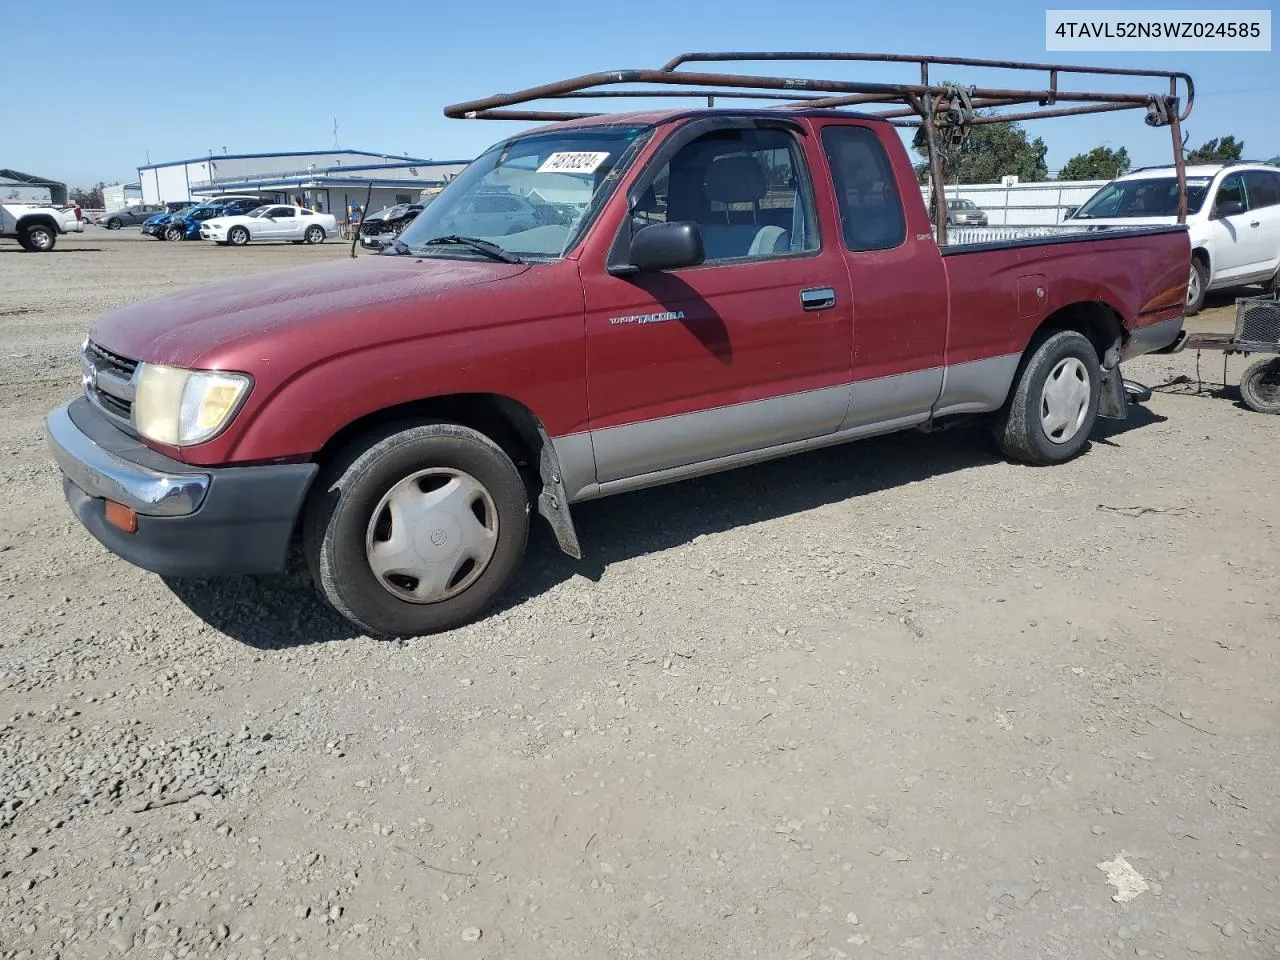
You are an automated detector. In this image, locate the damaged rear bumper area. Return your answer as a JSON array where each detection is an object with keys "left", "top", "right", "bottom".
[{"left": 46, "top": 398, "right": 317, "bottom": 578}]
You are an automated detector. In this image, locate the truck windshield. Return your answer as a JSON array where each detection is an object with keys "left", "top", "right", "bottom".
[
  {"left": 1073, "top": 177, "right": 1210, "bottom": 218},
  {"left": 397, "top": 125, "right": 653, "bottom": 261}
]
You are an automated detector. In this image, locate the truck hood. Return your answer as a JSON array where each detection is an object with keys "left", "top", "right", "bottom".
[{"left": 88, "top": 255, "right": 530, "bottom": 367}]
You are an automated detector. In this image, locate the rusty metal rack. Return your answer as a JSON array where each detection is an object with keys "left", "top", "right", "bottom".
[{"left": 443, "top": 51, "right": 1195, "bottom": 245}]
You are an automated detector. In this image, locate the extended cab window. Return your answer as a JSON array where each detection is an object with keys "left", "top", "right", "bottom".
[
  {"left": 822, "top": 126, "right": 906, "bottom": 251},
  {"left": 631, "top": 127, "right": 819, "bottom": 262}
]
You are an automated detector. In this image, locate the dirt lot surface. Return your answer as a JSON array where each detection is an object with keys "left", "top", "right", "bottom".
[{"left": 1, "top": 231, "right": 1278, "bottom": 960}]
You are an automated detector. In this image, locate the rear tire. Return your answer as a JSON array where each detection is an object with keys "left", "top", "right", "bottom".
[
  {"left": 991, "top": 329, "right": 1100, "bottom": 465},
  {"left": 18, "top": 223, "right": 56, "bottom": 252},
  {"left": 1240, "top": 357, "right": 1280, "bottom": 414},
  {"left": 1186, "top": 257, "right": 1208, "bottom": 316},
  {"left": 228, "top": 226, "right": 250, "bottom": 246},
  {"left": 303, "top": 422, "right": 530, "bottom": 638}
]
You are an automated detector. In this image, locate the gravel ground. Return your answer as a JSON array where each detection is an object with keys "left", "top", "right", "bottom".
[{"left": 1, "top": 231, "right": 1277, "bottom": 960}]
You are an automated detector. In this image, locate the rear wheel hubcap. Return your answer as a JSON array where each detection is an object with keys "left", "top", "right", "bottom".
[{"left": 1041, "top": 356, "right": 1091, "bottom": 444}]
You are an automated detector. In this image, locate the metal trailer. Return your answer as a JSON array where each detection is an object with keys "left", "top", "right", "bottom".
[{"left": 1180, "top": 296, "right": 1280, "bottom": 414}]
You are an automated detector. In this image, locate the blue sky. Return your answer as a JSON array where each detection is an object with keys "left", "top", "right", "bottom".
[{"left": 2, "top": 0, "right": 1274, "bottom": 188}]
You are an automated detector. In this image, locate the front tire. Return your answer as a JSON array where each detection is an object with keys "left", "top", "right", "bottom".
[
  {"left": 304, "top": 225, "right": 325, "bottom": 244},
  {"left": 992, "top": 329, "right": 1101, "bottom": 465},
  {"left": 228, "top": 226, "right": 250, "bottom": 246},
  {"left": 1240, "top": 357, "right": 1280, "bottom": 415},
  {"left": 1186, "top": 257, "right": 1208, "bottom": 316},
  {"left": 163, "top": 224, "right": 184, "bottom": 242},
  {"left": 303, "top": 423, "right": 530, "bottom": 638},
  {"left": 106, "top": 218, "right": 122, "bottom": 230}
]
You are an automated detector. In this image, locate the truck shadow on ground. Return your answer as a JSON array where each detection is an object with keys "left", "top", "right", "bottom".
[{"left": 163, "top": 406, "right": 1166, "bottom": 649}]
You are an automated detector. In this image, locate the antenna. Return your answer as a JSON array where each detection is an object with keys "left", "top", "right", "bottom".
[{"left": 333, "top": 117, "right": 340, "bottom": 150}]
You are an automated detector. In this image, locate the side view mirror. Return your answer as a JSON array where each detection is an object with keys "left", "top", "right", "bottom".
[
  {"left": 1214, "top": 200, "right": 1246, "bottom": 218},
  {"left": 627, "top": 221, "right": 704, "bottom": 273},
  {"left": 1063, "top": 205, "right": 1079, "bottom": 220}
]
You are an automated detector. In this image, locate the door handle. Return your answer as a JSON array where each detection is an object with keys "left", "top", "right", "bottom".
[
  {"left": 1249, "top": 220, "right": 1261, "bottom": 227},
  {"left": 800, "top": 287, "right": 837, "bottom": 311}
]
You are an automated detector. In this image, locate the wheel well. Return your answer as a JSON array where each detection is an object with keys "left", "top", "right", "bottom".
[
  {"left": 315, "top": 393, "right": 543, "bottom": 478},
  {"left": 1037, "top": 301, "right": 1126, "bottom": 362},
  {"left": 18, "top": 215, "right": 58, "bottom": 234},
  {"left": 1192, "top": 246, "right": 1210, "bottom": 270}
]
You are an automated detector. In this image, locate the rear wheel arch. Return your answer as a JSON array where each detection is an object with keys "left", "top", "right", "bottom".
[
  {"left": 17, "top": 214, "right": 59, "bottom": 235},
  {"left": 1035, "top": 301, "right": 1126, "bottom": 364},
  {"left": 989, "top": 301, "right": 1123, "bottom": 426}
]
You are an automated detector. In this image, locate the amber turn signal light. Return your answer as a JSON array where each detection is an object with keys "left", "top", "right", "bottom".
[{"left": 104, "top": 500, "right": 138, "bottom": 534}]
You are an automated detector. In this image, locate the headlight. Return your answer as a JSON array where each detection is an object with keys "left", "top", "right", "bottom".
[{"left": 133, "top": 363, "right": 252, "bottom": 446}]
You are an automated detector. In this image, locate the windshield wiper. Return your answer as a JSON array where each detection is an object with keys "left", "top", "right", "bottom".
[{"left": 417, "top": 235, "right": 523, "bottom": 264}]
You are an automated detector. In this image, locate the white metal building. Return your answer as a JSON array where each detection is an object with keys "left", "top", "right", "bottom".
[
  {"left": 137, "top": 150, "right": 471, "bottom": 218},
  {"left": 102, "top": 182, "right": 143, "bottom": 212}
]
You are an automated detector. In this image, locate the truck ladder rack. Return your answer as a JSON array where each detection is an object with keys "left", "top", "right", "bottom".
[{"left": 443, "top": 50, "right": 1195, "bottom": 245}]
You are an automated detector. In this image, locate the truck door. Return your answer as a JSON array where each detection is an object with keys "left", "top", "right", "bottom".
[
  {"left": 579, "top": 121, "right": 855, "bottom": 485},
  {"left": 814, "top": 121, "right": 950, "bottom": 431}
]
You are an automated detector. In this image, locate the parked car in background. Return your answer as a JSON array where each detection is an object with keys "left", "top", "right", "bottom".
[
  {"left": 358, "top": 202, "right": 424, "bottom": 249},
  {"left": 434, "top": 191, "right": 543, "bottom": 237},
  {"left": 99, "top": 204, "right": 166, "bottom": 230},
  {"left": 162, "top": 202, "right": 244, "bottom": 241},
  {"left": 141, "top": 205, "right": 196, "bottom": 240},
  {"left": 1, "top": 200, "right": 84, "bottom": 251},
  {"left": 1066, "top": 162, "right": 1280, "bottom": 314},
  {"left": 201, "top": 204, "right": 338, "bottom": 245},
  {"left": 945, "top": 197, "right": 989, "bottom": 226}
]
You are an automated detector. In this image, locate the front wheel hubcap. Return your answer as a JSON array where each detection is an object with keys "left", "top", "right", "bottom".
[
  {"left": 1041, "top": 356, "right": 1091, "bottom": 444},
  {"left": 365, "top": 468, "right": 499, "bottom": 604},
  {"left": 1187, "top": 266, "right": 1200, "bottom": 306}
]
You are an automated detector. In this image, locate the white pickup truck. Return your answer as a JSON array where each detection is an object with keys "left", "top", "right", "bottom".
[{"left": 1, "top": 201, "right": 84, "bottom": 251}]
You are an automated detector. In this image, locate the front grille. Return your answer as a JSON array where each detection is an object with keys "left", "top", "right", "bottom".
[
  {"left": 82, "top": 340, "right": 139, "bottom": 426},
  {"left": 1234, "top": 295, "right": 1280, "bottom": 348}
]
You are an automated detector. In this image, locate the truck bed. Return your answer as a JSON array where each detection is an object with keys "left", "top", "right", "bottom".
[{"left": 939, "top": 222, "right": 1186, "bottom": 252}]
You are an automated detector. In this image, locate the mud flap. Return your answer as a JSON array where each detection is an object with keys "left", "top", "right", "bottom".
[
  {"left": 536, "top": 428, "right": 582, "bottom": 560},
  {"left": 1098, "top": 362, "right": 1128, "bottom": 420}
]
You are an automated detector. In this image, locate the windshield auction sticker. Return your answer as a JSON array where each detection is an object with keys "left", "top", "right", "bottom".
[
  {"left": 1046, "top": 9, "right": 1271, "bottom": 50},
  {"left": 537, "top": 152, "right": 611, "bottom": 174}
]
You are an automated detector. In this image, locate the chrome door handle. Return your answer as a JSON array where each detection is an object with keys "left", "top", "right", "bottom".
[
  {"left": 800, "top": 287, "right": 836, "bottom": 311},
  {"left": 1249, "top": 220, "right": 1261, "bottom": 227}
]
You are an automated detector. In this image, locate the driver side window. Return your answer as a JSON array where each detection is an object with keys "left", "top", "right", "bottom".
[
  {"left": 631, "top": 127, "right": 820, "bottom": 263},
  {"left": 1215, "top": 174, "right": 1247, "bottom": 212}
]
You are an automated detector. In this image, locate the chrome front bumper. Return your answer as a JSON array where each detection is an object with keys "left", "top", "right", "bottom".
[{"left": 45, "top": 401, "right": 209, "bottom": 516}]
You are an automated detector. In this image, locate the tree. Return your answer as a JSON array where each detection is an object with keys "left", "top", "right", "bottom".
[
  {"left": 912, "top": 117, "right": 1049, "bottom": 185},
  {"left": 1058, "top": 145, "right": 1130, "bottom": 181},
  {"left": 1185, "top": 136, "right": 1244, "bottom": 164},
  {"left": 71, "top": 182, "right": 106, "bottom": 208}
]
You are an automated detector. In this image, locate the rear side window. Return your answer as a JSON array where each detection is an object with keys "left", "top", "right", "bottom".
[
  {"left": 822, "top": 126, "right": 906, "bottom": 251},
  {"left": 1243, "top": 170, "right": 1280, "bottom": 209}
]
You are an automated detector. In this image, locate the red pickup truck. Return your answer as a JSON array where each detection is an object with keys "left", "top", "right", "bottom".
[{"left": 47, "top": 105, "right": 1190, "bottom": 637}]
